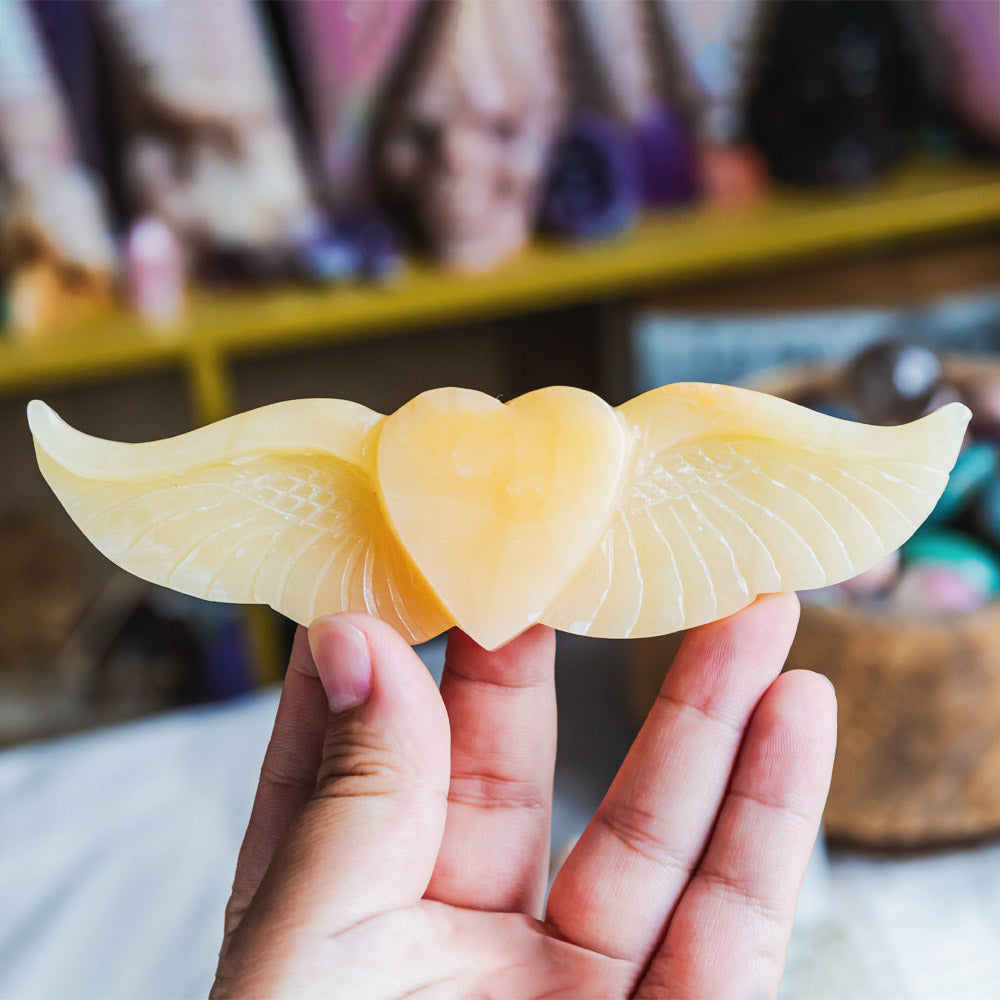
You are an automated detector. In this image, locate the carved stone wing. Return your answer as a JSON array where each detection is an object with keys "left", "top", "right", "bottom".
[
  {"left": 544, "top": 383, "right": 969, "bottom": 638},
  {"left": 29, "top": 399, "right": 452, "bottom": 643}
]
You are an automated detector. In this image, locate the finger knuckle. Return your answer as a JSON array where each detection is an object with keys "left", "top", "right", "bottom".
[
  {"left": 314, "top": 726, "right": 407, "bottom": 799},
  {"left": 596, "top": 799, "right": 692, "bottom": 875},
  {"left": 697, "top": 865, "right": 787, "bottom": 926},
  {"left": 447, "top": 767, "right": 547, "bottom": 812}
]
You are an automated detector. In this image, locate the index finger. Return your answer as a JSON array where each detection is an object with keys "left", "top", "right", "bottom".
[{"left": 423, "top": 624, "right": 557, "bottom": 917}]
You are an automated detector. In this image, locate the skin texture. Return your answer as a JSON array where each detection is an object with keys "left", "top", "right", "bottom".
[{"left": 212, "top": 592, "right": 835, "bottom": 998}]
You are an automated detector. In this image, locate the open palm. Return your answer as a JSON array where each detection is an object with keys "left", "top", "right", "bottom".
[{"left": 212, "top": 593, "right": 835, "bottom": 998}]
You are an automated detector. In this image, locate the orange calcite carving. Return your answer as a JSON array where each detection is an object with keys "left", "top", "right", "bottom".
[{"left": 29, "top": 384, "right": 969, "bottom": 649}]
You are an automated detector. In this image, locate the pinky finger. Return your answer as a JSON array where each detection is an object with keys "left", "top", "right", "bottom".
[{"left": 637, "top": 669, "right": 836, "bottom": 999}]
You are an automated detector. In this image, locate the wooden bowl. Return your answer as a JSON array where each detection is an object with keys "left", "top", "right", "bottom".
[{"left": 627, "top": 354, "right": 1000, "bottom": 849}]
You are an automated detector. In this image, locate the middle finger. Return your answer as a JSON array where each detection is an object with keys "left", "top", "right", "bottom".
[{"left": 545, "top": 593, "right": 800, "bottom": 970}]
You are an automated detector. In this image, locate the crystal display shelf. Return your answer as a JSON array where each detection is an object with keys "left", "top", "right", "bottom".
[
  {"left": 5, "top": 156, "right": 1000, "bottom": 683},
  {"left": 2, "top": 157, "right": 1000, "bottom": 426}
]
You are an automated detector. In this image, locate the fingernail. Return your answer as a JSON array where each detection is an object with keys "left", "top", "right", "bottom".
[{"left": 308, "top": 618, "right": 372, "bottom": 712}]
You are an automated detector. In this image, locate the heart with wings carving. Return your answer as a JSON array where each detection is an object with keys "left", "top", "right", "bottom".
[{"left": 29, "top": 384, "right": 968, "bottom": 650}]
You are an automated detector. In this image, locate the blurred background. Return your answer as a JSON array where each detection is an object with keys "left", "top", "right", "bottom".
[{"left": 1, "top": 0, "right": 999, "bottom": 996}]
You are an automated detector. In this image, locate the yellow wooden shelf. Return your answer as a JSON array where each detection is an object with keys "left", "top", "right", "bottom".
[
  {"left": 6, "top": 155, "right": 999, "bottom": 684},
  {"left": 3, "top": 156, "right": 1000, "bottom": 419}
]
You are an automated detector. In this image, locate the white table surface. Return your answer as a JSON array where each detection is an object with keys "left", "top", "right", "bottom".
[{"left": 3, "top": 677, "right": 999, "bottom": 999}]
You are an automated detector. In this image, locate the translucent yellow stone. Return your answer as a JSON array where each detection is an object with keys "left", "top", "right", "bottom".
[
  {"left": 544, "top": 383, "right": 970, "bottom": 638},
  {"left": 28, "top": 384, "right": 970, "bottom": 650},
  {"left": 378, "top": 387, "right": 628, "bottom": 650}
]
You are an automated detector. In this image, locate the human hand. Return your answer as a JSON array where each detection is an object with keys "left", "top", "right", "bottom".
[{"left": 211, "top": 592, "right": 835, "bottom": 998}]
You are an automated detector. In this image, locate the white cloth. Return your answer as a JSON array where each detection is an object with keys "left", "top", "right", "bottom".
[
  {"left": 783, "top": 837, "right": 1000, "bottom": 999},
  {"left": 3, "top": 688, "right": 1000, "bottom": 999},
  {"left": 0, "top": 691, "right": 279, "bottom": 1000}
]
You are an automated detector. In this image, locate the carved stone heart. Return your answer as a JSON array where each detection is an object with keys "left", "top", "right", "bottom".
[{"left": 377, "top": 386, "right": 628, "bottom": 649}]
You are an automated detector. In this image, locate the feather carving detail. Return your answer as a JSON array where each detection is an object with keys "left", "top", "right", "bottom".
[{"left": 29, "top": 384, "right": 970, "bottom": 650}]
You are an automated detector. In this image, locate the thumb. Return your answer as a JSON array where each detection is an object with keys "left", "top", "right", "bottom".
[{"left": 247, "top": 614, "right": 451, "bottom": 937}]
